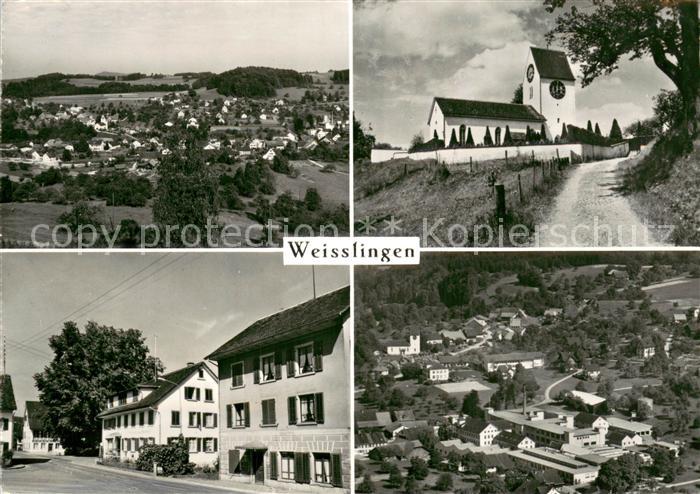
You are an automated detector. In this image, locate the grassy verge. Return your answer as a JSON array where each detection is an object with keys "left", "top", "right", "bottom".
[
  {"left": 622, "top": 134, "right": 700, "bottom": 245},
  {"left": 354, "top": 156, "right": 575, "bottom": 246}
]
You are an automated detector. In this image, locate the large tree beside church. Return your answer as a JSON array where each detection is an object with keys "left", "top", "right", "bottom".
[{"left": 545, "top": 0, "right": 699, "bottom": 138}]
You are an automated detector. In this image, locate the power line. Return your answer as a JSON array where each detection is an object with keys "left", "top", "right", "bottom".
[
  {"left": 20, "top": 254, "right": 172, "bottom": 346},
  {"left": 6, "top": 338, "right": 52, "bottom": 360}
]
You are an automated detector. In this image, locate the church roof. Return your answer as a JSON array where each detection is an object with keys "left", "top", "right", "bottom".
[
  {"left": 0, "top": 375, "right": 17, "bottom": 412},
  {"left": 432, "top": 97, "right": 546, "bottom": 123},
  {"left": 531, "top": 47, "right": 576, "bottom": 81}
]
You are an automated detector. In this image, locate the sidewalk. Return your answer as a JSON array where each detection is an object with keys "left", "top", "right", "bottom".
[{"left": 64, "top": 456, "right": 277, "bottom": 493}]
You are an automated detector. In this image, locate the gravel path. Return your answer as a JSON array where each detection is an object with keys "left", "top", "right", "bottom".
[{"left": 537, "top": 157, "right": 669, "bottom": 247}]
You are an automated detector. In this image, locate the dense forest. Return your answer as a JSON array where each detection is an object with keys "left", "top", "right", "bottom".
[
  {"left": 2, "top": 73, "right": 189, "bottom": 98},
  {"left": 193, "top": 67, "right": 312, "bottom": 97},
  {"left": 331, "top": 69, "right": 349, "bottom": 84}
]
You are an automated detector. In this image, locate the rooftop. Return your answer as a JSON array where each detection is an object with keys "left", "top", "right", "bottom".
[
  {"left": 0, "top": 375, "right": 17, "bottom": 412},
  {"left": 431, "top": 97, "right": 546, "bottom": 124},
  {"left": 530, "top": 47, "right": 576, "bottom": 81},
  {"left": 207, "top": 286, "right": 350, "bottom": 360}
]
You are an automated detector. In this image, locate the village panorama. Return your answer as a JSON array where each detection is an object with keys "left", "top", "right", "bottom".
[
  {"left": 0, "top": 68, "right": 350, "bottom": 248},
  {"left": 354, "top": 252, "right": 700, "bottom": 494}
]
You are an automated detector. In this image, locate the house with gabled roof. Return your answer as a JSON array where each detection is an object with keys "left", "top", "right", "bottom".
[
  {"left": 98, "top": 362, "right": 219, "bottom": 468},
  {"left": 207, "top": 286, "right": 350, "bottom": 491},
  {"left": 0, "top": 375, "right": 17, "bottom": 455},
  {"left": 22, "top": 401, "right": 64, "bottom": 455},
  {"left": 457, "top": 418, "right": 500, "bottom": 447}
]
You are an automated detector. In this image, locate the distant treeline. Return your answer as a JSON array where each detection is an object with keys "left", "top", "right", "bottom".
[
  {"left": 331, "top": 69, "right": 349, "bottom": 84},
  {"left": 193, "top": 67, "right": 313, "bottom": 98},
  {"left": 2, "top": 73, "right": 189, "bottom": 98}
]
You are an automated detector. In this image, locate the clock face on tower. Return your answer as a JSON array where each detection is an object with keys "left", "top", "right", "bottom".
[
  {"left": 549, "top": 80, "right": 566, "bottom": 99},
  {"left": 526, "top": 64, "right": 534, "bottom": 83}
]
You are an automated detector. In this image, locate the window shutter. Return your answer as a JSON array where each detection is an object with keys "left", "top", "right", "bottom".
[
  {"left": 286, "top": 347, "right": 295, "bottom": 377},
  {"left": 315, "top": 393, "right": 325, "bottom": 424},
  {"left": 229, "top": 450, "right": 240, "bottom": 473},
  {"left": 198, "top": 412, "right": 202, "bottom": 427},
  {"left": 301, "top": 453, "right": 311, "bottom": 483},
  {"left": 196, "top": 388, "right": 201, "bottom": 401},
  {"left": 253, "top": 357, "right": 260, "bottom": 384},
  {"left": 288, "top": 396, "right": 297, "bottom": 425},
  {"left": 197, "top": 438, "right": 202, "bottom": 452},
  {"left": 262, "top": 400, "right": 269, "bottom": 425},
  {"left": 214, "top": 438, "right": 218, "bottom": 452},
  {"left": 148, "top": 410, "right": 154, "bottom": 425},
  {"left": 331, "top": 454, "right": 343, "bottom": 487},
  {"left": 226, "top": 405, "right": 232, "bottom": 428},
  {"left": 244, "top": 402, "right": 250, "bottom": 427},
  {"left": 294, "top": 453, "right": 304, "bottom": 483},
  {"left": 270, "top": 399, "right": 276, "bottom": 424},
  {"left": 213, "top": 413, "right": 218, "bottom": 428},
  {"left": 269, "top": 451, "right": 278, "bottom": 480},
  {"left": 275, "top": 352, "right": 283, "bottom": 380},
  {"left": 314, "top": 340, "right": 323, "bottom": 372}
]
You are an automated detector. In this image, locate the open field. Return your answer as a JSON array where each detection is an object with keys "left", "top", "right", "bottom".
[
  {"left": 644, "top": 277, "right": 700, "bottom": 301},
  {"left": 33, "top": 91, "right": 187, "bottom": 106},
  {"left": 434, "top": 380, "right": 492, "bottom": 394},
  {"left": 274, "top": 160, "right": 349, "bottom": 205},
  {"left": 67, "top": 75, "right": 190, "bottom": 87}
]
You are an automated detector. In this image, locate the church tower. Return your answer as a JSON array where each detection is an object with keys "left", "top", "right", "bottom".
[{"left": 522, "top": 47, "right": 576, "bottom": 140}]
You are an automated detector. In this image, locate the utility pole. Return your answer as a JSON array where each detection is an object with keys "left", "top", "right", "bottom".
[
  {"left": 311, "top": 266, "right": 317, "bottom": 299},
  {"left": 154, "top": 335, "right": 158, "bottom": 380}
]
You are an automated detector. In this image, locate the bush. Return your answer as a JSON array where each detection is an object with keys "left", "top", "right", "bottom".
[
  {"left": 2, "top": 450, "right": 13, "bottom": 467},
  {"left": 135, "top": 436, "right": 194, "bottom": 475}
]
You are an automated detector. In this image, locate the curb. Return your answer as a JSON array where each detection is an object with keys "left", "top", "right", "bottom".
[{"left": 73, "top": 461, "right": 271, "bottom": 493}]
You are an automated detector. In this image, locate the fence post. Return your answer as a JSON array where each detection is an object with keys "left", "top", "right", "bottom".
[
  {"left": 495, "top": 183, "right": 506, "bottom": 220},
  {"left": 505, "top": 150, "right": 508, "bottom": 167},
  {"left": 518, "top": 173, "right": 523, "bottom": 203},
  {"left": 470, "top": 156, "right": 473, "bottom": 173},
  {"left": 532, "top": 165, "right": 537, "bottom": 191}
]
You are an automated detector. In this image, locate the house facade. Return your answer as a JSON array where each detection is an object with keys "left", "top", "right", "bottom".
[
  {"left": 98, "top": 362, "right": 219, "bottom": 468},
  {"left": 385, "top": 334, "right": 420, "bottom": 356},
  {"left": 484, "top": 352, "right": 545, "bottom": 373},
  {"left": 428, "top": 367, "right": 449, "bottom": 382},
  {"left": 0, "top": 375, "right": 16, "bottom": 455},
  {"left": 22, "top": 401, "right": 64, "bottom": 455},
  {"left": 208, "top": 286, "right": 351, "bottom": 492},
  {"left": 457, "top": 418, "right": 500, "bottom": 447}
]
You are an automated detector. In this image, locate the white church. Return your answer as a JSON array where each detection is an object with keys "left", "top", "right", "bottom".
[{"left": 428, "top": 47, "right": 576, "bottom": 147}]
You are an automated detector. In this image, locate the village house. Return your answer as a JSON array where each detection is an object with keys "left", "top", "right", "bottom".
[
  {"left": 507, "top": 448, "right": 599, "bottom": 486},
  {"left": 606, "top": 430, "right": 643, "bottom": 449},
  {"left": 98, "top": 362, "right": 219, "bottom": 468},
  {"left": 457, "top": 418, "right": 500, "bottom": 447},
  {"left": 22, "top": 401, "right": 64, "bottom": 455},
  {"left": 0, "top": 375, "right": 16, "bottom": 456},
  {"left": 428, "top": 366, "right": 450, "bottom": 382},
  {"left": 483, "top": 352, "right": 545, "bottom": 373},
  {"left": 207, "top": 286, "right": 350, "bottom": 492},
  {"left": 493, "top": 431, "right": 536, "bottom": 450}
]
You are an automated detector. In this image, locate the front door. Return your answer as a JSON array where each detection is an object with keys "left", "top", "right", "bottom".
[
  {"left": 48, "top": 443, "right": 53, "bottom": 452},
  {"left": 252, "top": 451, "right": 265, "bottom": 484}
]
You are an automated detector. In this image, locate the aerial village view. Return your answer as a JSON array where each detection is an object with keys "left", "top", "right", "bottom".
[
  {"left": 0, "top": 1, "right": 349, "bottom": 248},
  {"left": 354, "top": 252, "right": 700, "bottom": 493}
]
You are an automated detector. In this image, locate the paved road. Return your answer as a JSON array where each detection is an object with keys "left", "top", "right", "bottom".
[
  {"left": 535, "top": 370, "right": 580, "bottom": 406},
  {"left": 538, "top": 157, "right": 668, "bottom": 247},
  {"left": 2, "top": 454, "right": 244, "bottom": 494}
]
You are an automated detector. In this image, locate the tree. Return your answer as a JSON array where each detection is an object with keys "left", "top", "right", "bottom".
[
  {"left": 387, "top": 465, "right": 404, "bottom": 489},
  {"left": 511, "top": 83, "right": 523, "bottom": 104},
  {"left": 594, "top": 122, "right": 602, "bottom": 136},
  {"left": 61, "top": 148, "right": 72, "bottom": 161},
  {"left": 596, "top": 453, "right": 643, "bottom": 493},
  {"left": 466, "top": 127, "right": 474, "bottom": 147},
  {"left": 483, "top": 127, "right": 493, "bottom": 146},
  {"left": 449, "top": 128, "right": 458, "bottom": 148},
  {"left": 34, "top": 321, "right": 163, "bottom": 454},
  {"left": 57, "top": 202, "right": 103, "bottom": 235},
  {"left": 587, "top": 120, "right": 593, "bottom": 132},
  {"left": 356, "top": 473, "right": 375, "bottom": 493},
  {"left": 561, "top": 122, "right": 569, "bottom": 140},
  {"left": 540, "top": 123, "right": 547, "bottom": 142},
  {"left": 503, "top": 125, "right": 513, "bottom": 146},
  {"left": 354, "top": 117, "right": 376, "bottom": 162},
  {"left": 304, "top": 188, "right": 322, "bottom": 211},
  {"left": 462, "top": 390, "right": 484, "bottom": 418},
  {"left": 152, "top": 133, "right": 219, "bottom": 246},
  {"left": 648, "top": 446, "right": 683, "bottom": 482},
  {"left": 435, "top": 472, "right": 453, "bottom": 491},
  {"left": 477, "top": 474, "right": 507, "bottom": 494},
  {"left": 408, "top": 457, "right": 429, "bottom": 480},
  {"left": 609, "top": 118, "right": 623, "bottom": 141},
  {"left": 546, "top": 0, "right": 699, "bottom": 137},
  {"left": 0, "top": 176, "right": 14, "bottom": 203},
  {"left": 404, "top": 475, "right": 420, "bottom": 494},
  {"left": 409, "top": 133, "right": 424, "bottom": 152}
]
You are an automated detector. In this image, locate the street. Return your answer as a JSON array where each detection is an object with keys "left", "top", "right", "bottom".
[
  {"left": 539, "top": 156, "right": 669, "bottom": 247},
  {"left": 2, "top": 453, "right": 246, "bottom": 494}
]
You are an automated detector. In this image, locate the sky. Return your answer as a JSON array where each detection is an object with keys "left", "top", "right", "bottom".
[
  {"left": 354, "top": 1, "right": 676, "bottom": 148},
  {"left": 1, "top": 252, "right": 349, "bottom": 414},
  {"left": 1, "top": 0, "right": 349, "bottom": 79}
]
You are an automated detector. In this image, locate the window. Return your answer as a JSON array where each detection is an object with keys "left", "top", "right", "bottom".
[
  {"left": 205, "top": 389, "right": 214, "bottom": 402},
  {"left": 314, "top": 454, "right": 331, "bottom": 484},
  {"left": 188, "top": 438, "right": 198, "bottom": 453},
  {"left": 118, "top": 392, "right": 127, "bottom": 406},
  {"left": 261, "top": 399, "right": 276, "bottom": 426},
  {"left": 231, "top": 403, "right": 249, "bottom": 427},
  {"left": 296, "top": 344, "right": 314, "bottom": 374},
  {"left": 139, "top": 411, "right": 145, "bottom": 426},
  {"left": 171, "top": 411, "right": 180, "bottom": 427},
  {"left": 1, "top": 418, "right": 8, "bottom": 431},
  {"left": 298, "top": 394, "right": 324, "bottom": 424},
  {"left": 204, "top": 438, "right": 217, "bottom": 453},
  {"left": 184, "top": 387, "right": 199, "bottom": 401},
  {"left": 189, "top": 412, "right": 201, "bottom": 428},
  {"left": 148, "top": 410, "right": 154, "bottom": 425},
  {"left": 529, "top": 86, "right": 533, "bottom": 99},
  {"left": 198, "top": 368, "right": 204, "bottom": 379},
  {"left": 260, "top": 354, "right": 276, "bottom": 382},
  {"left": 203, "top": 413, "right": 217, "bottom": 428},
  {"left": 131, "top": 413, "right": 137, "bottom": 426},
  {"left": 231, "top": 362, "right": 244, "bottom": 388},
  {"left": 281, "top": 452, "right": 295, "bottom": 480}
]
